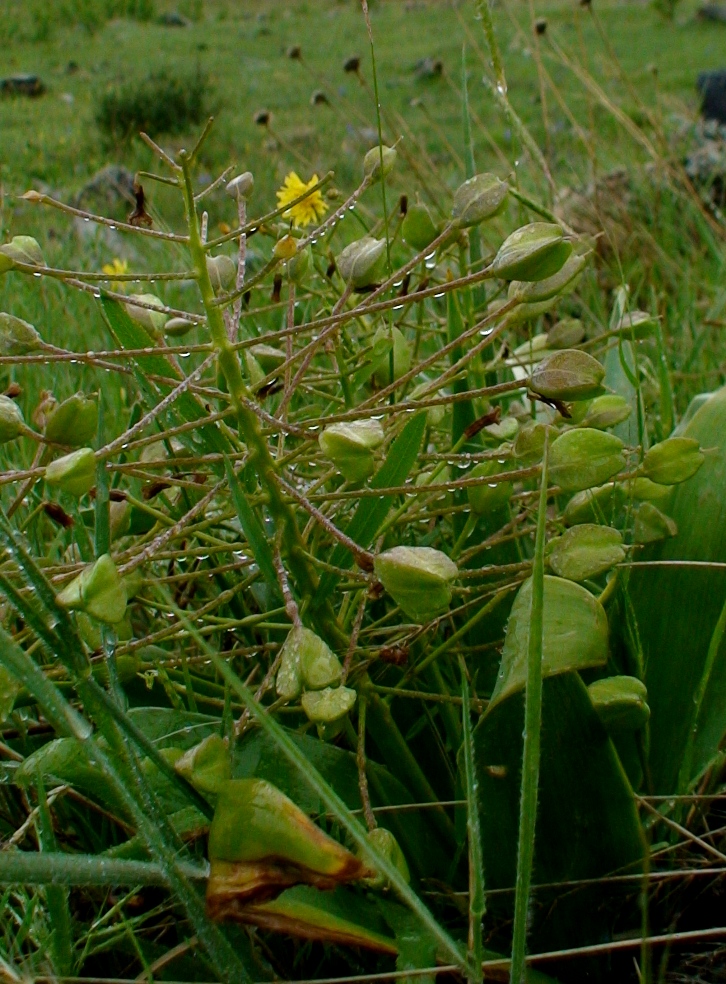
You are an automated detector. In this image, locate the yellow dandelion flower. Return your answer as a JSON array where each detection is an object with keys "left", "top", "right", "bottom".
[
  {"left": 276, "top": 172, "right": 328, "bottom": 228},
  {"left": 101, "top": 257, "right": 129, "bottom": 292}
]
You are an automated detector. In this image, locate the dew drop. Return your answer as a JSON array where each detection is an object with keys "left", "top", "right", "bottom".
[{"left": 33, "top": 271, "right": 42, "bottom": 278}]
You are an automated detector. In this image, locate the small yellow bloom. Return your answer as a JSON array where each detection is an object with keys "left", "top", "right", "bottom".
[
  {"left": 101, "top": 258, "right": 129, "bottom": 292},
  {"left": 276, "top": 172, "right": 328, "bottom": 228}
]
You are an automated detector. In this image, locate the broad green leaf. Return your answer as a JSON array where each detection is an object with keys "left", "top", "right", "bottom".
[{"left": 489, "top": 575, "right": 609, "bottom": 711}]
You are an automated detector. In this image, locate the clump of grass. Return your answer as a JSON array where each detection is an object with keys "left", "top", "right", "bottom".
[{"left": 95, "top": 67, "right": 211, "bottom": 144}]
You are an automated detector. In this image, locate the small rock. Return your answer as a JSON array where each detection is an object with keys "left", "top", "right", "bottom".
[
  {"left": 0, "top": 75, "right": 45, "bottom": 97},
  {"left": 72, "top": 164, "right": 136, "bottom": 217},
  {"left": 158, "top": 11, "right": 190, "bottom": 26},
  {"left": 697, "top": 3, "right": 726, "bottom": 21},
  {"left": 698, "top": 70, "right": 726, "bottom": 124}
]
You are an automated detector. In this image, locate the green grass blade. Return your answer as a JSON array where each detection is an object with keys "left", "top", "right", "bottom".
[
  {"left": 459, "top": 656, "right": 484, "bottom": 983},
  {"left": 225, "top": 457, "right": 281, "bottom": 600}
]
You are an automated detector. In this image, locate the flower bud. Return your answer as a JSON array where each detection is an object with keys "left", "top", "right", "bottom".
[
  {"left": 206, "top": 778, "right": 369, "bottom": 914},
  {"left": 319, "top": 419, "right": 384, "bottom": 482},
  {"left": 633, "top": 501, "right": 677, "bottom": 544},
  {"left": 547, "top": 523, "right": 625, "bottom": 581},
  {"left": 547, "top": 317, "right": 584, "bottom": 349},
  {"left": 44, "top": 447, "right": 96, "bottom": 497},
  {"left": 639, "top": 437, "right": 704, "bottom": 485},
  {"left": 549, "top": 428, "right": 626, "bottom": 492},
  {"left": 0, "top": 395, "right": 25, "bottom": 444},
  {"left": 587, "top": 676, "right": 650, "bottom": 732},
  {"left": 301, "top": 685, "right": 357, "bottom": 723},
  {"left": 467, "top": 460, "right": 513, "bottom": 515},
  {"left": 358, "top": 827, "right": 410, "bottom": 889},
  {"left": 57, "top": 553, "right": 127, "bottom": 624},
  {"left": 174, "top": 734, "right": 230, "bottom": 795},
  {"left": 288, "top": 244, "right": 312, "bottom": 284},
  {"left": 580, "top": 394, "right": 631, "bottom": 430},
  {"left": 491, "top": 222, "right": 572, "bottom": 282},
  {"left": 336, "top": 237, "right": 387, "bottom": 288},
  {"left": 124, "top": 294, "right": 168, "bottom": 336},
  {"left": 0, "top": 235, "right": 45, "bottom": 267},
  {"left": 529, "top": 349, "right": 605, "bottom": 403},
  {"left": 564, "top": 483, "right": 625, "bottom": 526},
  {"left": 451, "top": 173, "right": 508, "bottom": 227},
  {"left": 0, "top": 313, "right": 43, "bottom": 356},
  {"left": 374, "top": 545, "right": 457, "bottom": 623},
  {"left": 508, "top": 250, "right": 588, "bottom": 303},
  {"left": 164, "top": 317, "right": 195, "bottom": 337},
  {"left": 276, "top": 626, "right": 343, "bottom": 700},
  {"left": 225, "top": 171, "right": 254, "bottom": 200},
  {"left": 249, "top": 344, "right": 286, "bottom": 374},
  {"left": 401, "top": 202, "right": 439, "bottom": 251},
  {"left": 206, "top": 254, "right": 237, "bottom": 293},
  {"left": 372, "top": 326, "right": 411, "bottom": 387},
  {"left": 363, "top": 145, "right": 397, "bottom": 182},
  {"left": 44, "top": 393, "right": 97, "bottom": 446}
]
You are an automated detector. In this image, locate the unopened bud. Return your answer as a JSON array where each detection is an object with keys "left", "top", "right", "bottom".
[
  {"left": 374, "top": 545, "right": 457, "bottom": 623},
  {"left": 225, "top": 171, "right": 254, "bottom": 200},
  {"left": 588, "top": 676, "right": 650, "bottom": 732},
  {"left": 175, "top": 734, "right": 230, "bottom": 795},
  {"left": 640, "top": 437, "right": 704, "bottom": 485},
  {"left": 529, "top": 349, "right": 605, "bottom": 402},
  {"left": 57, "top": 553, "right": 127, "bottom": 624},
  {"left": 451, "top": 173, "right": 508, "bottom": 227},
  {"left": 44, "top": 393, "right": 97, "bottom": 446},
  {"left": 467, "top": 460, "right": 513, "bottom": 515},
  {"left": 547, "top": 317, "right": 585, "bottom": 348},
  {"left": 633, "top": 502, "right": 677, "bottom": 543},
  {"left": 301, "top": 685, "right": 357, "bottom": 723},
  {"left": 44, "top": 448, "right": 95, "bottom": 497},
  {"left": 547, "top": 523, "right": 624, "bottom": 581},
  {"left": 491, "top": 222, "right": 572, "bottom": 282},
  {"left": 508, "top": 250, "right": 589, "bottom": 303},
  {"left": 124, "top": 294, "right": 168, "bottom": 336},
  {"left": 0, "top": 235, "right": 45, "bottom": 267},
  {"left": 164, "top": 317, "right": 195, "bottom": 337},
  {"left": 363, "top": 145, "right": 397, "bottom": 182},
  {"left": 580, "top": 394, "right": 631, "bottom": 430},
  {"left": 206, "top": 254, "right": 237, "bottom": 293},
  {"left": 358, "top": 827, "right": 410, "bottom": 889},
  {"left": 319, "top": 419, "right": 384, "bottom": 482},
  {"left": 549, "top": 428, "right": 626, "bottom": 492},
  {"left": 0, "top": 395, "right": 25, "bottom": 444},
  {"left": 336, "top": 236, "right": 387, "bottom": 288},
  {"left": 0, "top": 313, "right": 43, "bottom": 356},
  {"left": 288, "top": 244, "right": 312, "bottom": 284},
  {"left": 402, "top": 202, "right": 439, "bottom": 251}
]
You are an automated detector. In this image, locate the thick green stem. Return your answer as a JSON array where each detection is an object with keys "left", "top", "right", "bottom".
[{"left": 510, "top": 435, "right": 548, "bottom": 984}]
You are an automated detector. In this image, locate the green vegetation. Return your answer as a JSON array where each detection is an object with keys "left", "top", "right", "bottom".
[{"left": 1, "top": 2, "right": 726, "bottom": 983}]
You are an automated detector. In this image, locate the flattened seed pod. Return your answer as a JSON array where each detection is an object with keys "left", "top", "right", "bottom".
[
  {"left": 301, "top": 685, "right": 357, "bottom": 723},
  {"left": 640, "top": 437, "right": 705, "bottom": 486},
  {"left": 319, "top": 419, "right": 384, "bottom": 483},
  {"left": 491, "top": 222, "right": 572, "bottom": 282},
  {"left": 357, "top": 827, "right": 411, "bottom": 889},
  {"left": 402, "top": 202, "right": 439, "bottom": 251},
  {"left": 44, "top": 393, "right": 97, "bottom": 446},
  {"left": 336, "top": 237, "right": 387, "bottom": 288},
  {"left": 547, "top": 524, "right": 625, "bottom": 582},
  {"left": 588, "top": 676, "right": 650, "bottom": 732},
  {"left": 57, "top": 554, "right": 127, "bottom": 624},
  {"left": 45, "top": 448, "right": 96, "bottom": 497},
  {"left": 549, "top": 428, "right": 626, "bottom": 492},
  {"left": 374, "top": 546, "right": 457, "bottom": 623},
  {"left": 451, "top": 173, "right": 508, "bottom": 227},
  {"left": 529, "top": 349, "right": 605, "bottom": 403}
]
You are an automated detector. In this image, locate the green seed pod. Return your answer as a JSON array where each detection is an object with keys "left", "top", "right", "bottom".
[
  {"left": 336, "top": 237, "right": 387, "bottom": 288},
  {"left": 547, "top": 524, "right": 625, "bottom": 582},
  {"left": 124, "top": 294, "right": 168, "bottom": 336},
  {"left": 206, "top": 778, "right": 368, "bottom": 914},
  {"left": 319, "top": 419, "right": 384, "bottom": 482},
  {"left": 206, "top": 254, "right": 237, "bottom": 293},
  {"left": 0, "top": 253, "right": 13, "bottom": 276},
  {"left": 581, "top": 394, "right": 631, "bottom": 430},
  {"left": 401, "top": 203, "right": 439, "bottom": 252},
  {"left": 549, "top": 428, "right": 626, "bottom": 492},
  {"left": 451, "top": 172, "right": 509, "bottom": 227},
  {"left": 301, "top": 685, "right": 357, "bottom": 723},
  {"left": 164, "top": 317, "right": 195, "bottom": 337},
  {"left": 249, "top": 344, "right": 286, "bottom": 374},
  {"left": 564, "top": 482, "right": 625, "bottom": 526},
  {"left": 225, "top": 171, "right": 254, "bottom": 200},
  {"left": 615, "top": 310, "right": 657, "bottom": 339},
  {"left": 276, "top": 626, "right": 343, "bottom": 700},
  {"left": 358, "top": 827, "right": 411, "bottom": 889},
  {"left": 491, "top": 222, "right": 572, "bottom": 282},
  {"left": 244, "top": 351, "right": 265, "bottom": 388},
  {"left": 587, "top": 676, "right": 650, "bottom": 732},
  {"left": 640, "top": 437, "right": 705, "bottom": 486},
  {"left": 0, "top": 395, "right": 25, "bottom": 444},
  {"left": 374, "top": 545, "right": 457, "bottom": 623},
  {"left": 547, "top": 317, "right": 585, "bottom": 349},
  {"left": 57, "top": 553, "right": 127, "bottom": 624},
  {"left": 0, "top": 313, "right": 43, "bottom": 356},
  {"left": 0, "top": 235, "right": 45, "bottom": 267},
  {"left": 409, "top": 379, "right": 445, "bottom": 426},
  {"left": 372, "top": 326, "right": 411, "bottom": 387},
  {"left": 633, "top": 501, "right": 677, "bottom": 544},
  {"left": 514, "top": 421, "right": 547, "bottom": 463},
  {"left": 44, "top": 447, "right": 96, "bottom": 497},
  {"left": 174, "top": 734, "right": 230, "bottom": 795},
  {"left": 485, "top": 416, "right": 519, "bottom": 443},
  {"left": 467, "top": 460, "right": 513, "bottom": 515},
  {"left": 44, "top": 393, "right": 97, "bottom": 446},
  {"left": 363, "top": 145, "right": 397, "bottom": 182},
  {"left": 529, "top": 349, "right": 606, "bottom": 402},
  {"left": 288, "top": 244, "right": 312, "bottom": 284},
  {"left": 508, "top": 250, "right": 589, "bottom": 303},
  {"left": 626, "top": 476, "right": 671, "bottom": 501}
]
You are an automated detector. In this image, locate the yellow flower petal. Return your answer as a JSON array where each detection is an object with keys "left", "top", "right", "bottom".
[{"left": 276, "top": 172, "right": 328, "bottom": 228}]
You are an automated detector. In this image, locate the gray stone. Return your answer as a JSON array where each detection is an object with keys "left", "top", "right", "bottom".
[
  {"left": 698, "top": 70, "right": 726, "bottom": 124},
  {"left": 1, "top": 75, "right": 45, "bottom": 97}
]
